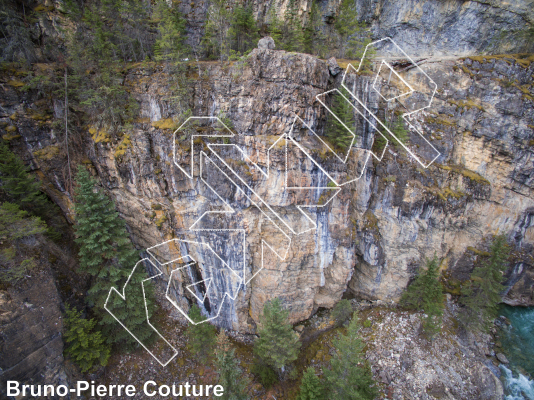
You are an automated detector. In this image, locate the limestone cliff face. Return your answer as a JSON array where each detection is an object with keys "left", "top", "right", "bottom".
[
  {"left": 356, "top": 0, "right": 534, "bottom": 57},
  {"left": 176, "top": 0, "right": 534, "bottom": 57},
  {"left": 4, "top": 47, "right": 532, "bottom": 332},
  {"left": 347, "top": 55, "right": 534, "bottom": 303}
]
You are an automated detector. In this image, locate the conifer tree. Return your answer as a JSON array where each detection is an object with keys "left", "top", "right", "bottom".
[
  {"left": 282, "top": 0, "right": 305, "bottom": 52},
  {"left": 297, "top": 367, "right": 324, "bottom": 400},
  {"left": 73, "top": 166, "right": 155, "bottom": 347},
  {"left": 0, "top": 141, "right": 65, "bottom": 239},
  {"left": 186, "top": 304, "right": 217, "bottom": 362},
  {"left": 335, "top": 0, "right": 371, "bottom": 59},
  {"left": 64, "top": 0, "right": 147, "bottom": 132},
  {"left": 202, "top": 0, "right": 232, "bottom": 61},
  {"left": 267, "top": 4, "right": 283, "bottom": 47},
  {"left": 332, "top": 299, "right": 353, "bottom": 324},
  {"left": 229, "top": 5, "right": 258, "bottom": 55},
  {"left": 253, "top": 297, "right": 300, "bottom": 372},
  {"left": 461, "top": 235, "right": 510, "bottom": 332},
  {"left": 391, "top": 117, "right": 409, "bottom": 147},
  {"left": 325, "top": 88, "right": 355, "bottom": 151},
  {"left": 0, "top": 202, "right": 46, "bottom": 284},
  {"left": 400, "top": 256, "right": 444, "bottom": 337},
  {"left": 152, "top": 1, "right": 191, "bottom": 115},
  {"left": 153, "top": 0, "right": 188, "bottom": 64},
  {"left": 303, "top": 1, "right": 327, "bottom": 57},
  {"left": 63, "top": 305, "right": 110, "bottom": 373},
  {"left": 0, "top": 142, "right": 49, "bottom": 213},
  {"left": 373, "top": 135, "right": 387, "bottom": 154},
  {"left": 324, "top": 312, "right": 377, "bottom": 400},
  {"left": 215, "top": 331, "right": 249, "bottom": 400}
]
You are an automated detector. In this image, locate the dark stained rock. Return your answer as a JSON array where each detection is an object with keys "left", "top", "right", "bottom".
[{"left": 0, "top": 268, "right": 68, "bottom": 397}]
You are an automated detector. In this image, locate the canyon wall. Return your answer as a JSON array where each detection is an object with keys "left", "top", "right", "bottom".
[
  {"left": 0, "top": 237, "right": 74, "bottom": 398},
  {"left": 4, "top": 47, "right": 533, "bottom": 332},
  {"left": 174, "top": 0, "right": 534, "bottom": 56}
]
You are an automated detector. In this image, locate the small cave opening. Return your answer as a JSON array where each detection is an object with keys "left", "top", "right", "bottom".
[{"left": 189, "top": 262, "right": 212, "bottom": 314}]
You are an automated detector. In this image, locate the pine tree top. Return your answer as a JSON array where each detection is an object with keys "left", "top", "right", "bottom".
[{"left": 254, "top": 297, "right": 301, "bottom": 370}]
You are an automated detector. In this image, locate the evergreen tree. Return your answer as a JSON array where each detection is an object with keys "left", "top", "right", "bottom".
[
  {"left": 0, "top": 141, "right": 49, "bottom": 213},
  {"left": 324, "top": 312, "right": 377, "bottom": 400},
  {"left": 373, "top": 117, "right": 408, "bottom": 153},
  {"left": 152, "top": 0, "right": 191, "bottom": 112},
  {"left": 400, "top": 256, "right": 444, "bottom": 337},
  {"left": 64, "top": 0, "right": 148, "bottom": 132},
  {"left": 282, "top": 0, "right": 305, "bottom": 52},
  {"left": 0, "top": 202, "right": 46, "bottom": 284},
  {"left": 73, "top": 166, "right": 155, "bottom": 347},
  {"left": 303, "top": 1, "right": 327, "bottom": 57},
  {"left": 0, "top": 141, "right": 65, "bottom": 240},
  {"left": 390, "top": 117, "right": 409, "bottom": 147},
  {"left": 461, "top": 235, "right": 510, "bottom": 332},
  {"left": 332, "top": 299, "right": 353, "bottom": 324},
  {"left": 335, "top": 0, "right": 371, "bottom": 59},
  {"left": 229, "top": 5, "right": 258, "bottom": 55},
  {"left": 325, "top": 88, "right": 355, "bottom": 151},
  {"left": 63, "top": 304, "right": 110, "bottom": 373},
  {"left": 251, "top": 361, "right": 278, "bottom": 388},
  {"left": 202, "top": 0, "right": 232, "bottom": 61},
  {"left": 253, "top": 297, "right": 300, "bottom": 372},
  {"left": 153, "top": 0, "right": 188, "bottom": 64},
  {"left": 186, "top": 304, "right": 217, "bottom": 362},
  {"left": 372, "top": 126, "right": 388, "bottom": 154},
  {"left": 267, "top": 4, "right": 283, "bottom": 47},
  {"left": 215, "top": 331, "right": 250, "bottom": 400},
  {"left": 297, "top": 367, "right": 324, "bottom": 400}
]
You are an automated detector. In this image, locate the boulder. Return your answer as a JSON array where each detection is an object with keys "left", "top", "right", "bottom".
[
  {"left": 496, "top": 353, "right": 509, "bottom": 364},
  {"left": 258, "top": 36, "right": 275, "bottom": 50},
  {"left": 327, "top": 57, "right": 341, "bottom": 76}
]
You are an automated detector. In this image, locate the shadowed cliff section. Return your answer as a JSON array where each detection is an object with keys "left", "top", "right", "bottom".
[{"left": 174, "top": 0, "right": 534, "bottom": 57}]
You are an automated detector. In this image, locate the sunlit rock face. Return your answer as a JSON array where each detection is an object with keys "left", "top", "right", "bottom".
[
  {"left": 86, "top": 49, "right": 534, "bottom": 330},
  {"left": 8, "top": 47, "right": 534, "bottom": 331}
]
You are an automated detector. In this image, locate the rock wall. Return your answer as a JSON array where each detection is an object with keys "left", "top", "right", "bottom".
[
  {"left": 356, "top": 0, "right": 534, "bottom": 57},
  {"left": 174, "top": 0, "right": 534, "bottom": 57},
  {"left": 4, "top": 47, "right": 532, "bottom": 332},
  {"left": 0, "top": 250, "right": 69, "bottom": 398}
]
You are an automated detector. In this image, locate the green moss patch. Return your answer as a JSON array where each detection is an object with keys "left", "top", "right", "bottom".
[
  {"left": 436, "top": 163, "right": 490, "bottom": 185},
  {"left": 425, "top": 114, "right": 456, "bottom": 127},
  {"left": 114, "top": 134, "right": 132, "bottom": 158},
  {"left": 152, "top": 118, "right": 179, "bottom": 131},
  {"left": 448, "top": 99, "right": 485, "bottom": 112},
  {"left": 89, "top": 127, "right": 111, "bottom": 143},
  {"left": 33, "top": 145, "right": 60, "bottom": 161}
]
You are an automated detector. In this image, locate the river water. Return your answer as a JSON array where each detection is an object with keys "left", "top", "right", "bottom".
[{"left": 498, "top": 306, "right": 534, "bottom": 400}]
